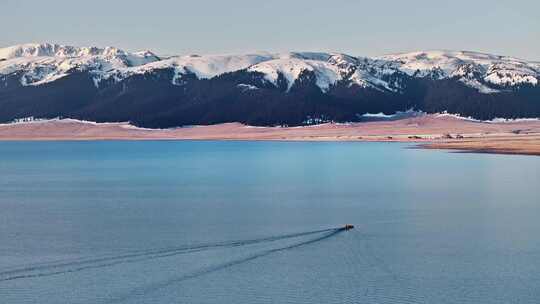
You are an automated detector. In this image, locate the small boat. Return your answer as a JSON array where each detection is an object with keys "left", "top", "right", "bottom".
[{"left": 343, "top": 224, "right": 354, "bottom": 231}]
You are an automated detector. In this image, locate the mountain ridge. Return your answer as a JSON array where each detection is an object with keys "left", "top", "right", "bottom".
[{"left": 0, "top": 43, "right": 538, "bottom": 127}]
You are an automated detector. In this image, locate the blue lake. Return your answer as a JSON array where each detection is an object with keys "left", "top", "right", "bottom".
[{"left": 1, "top": 141, "right": 539, "bottom": 303}]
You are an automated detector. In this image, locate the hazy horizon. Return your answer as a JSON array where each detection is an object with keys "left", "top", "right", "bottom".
[{"left": 1, "top": 0, "right": 539, "bottom": 60}]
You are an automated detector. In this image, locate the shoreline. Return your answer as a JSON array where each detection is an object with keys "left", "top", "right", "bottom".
[
  {"left": 0, "top": 115, "right": 539, "bottom": 156},
  {"left": 418, "top": 135, "right": 540, "bottom": 156}
]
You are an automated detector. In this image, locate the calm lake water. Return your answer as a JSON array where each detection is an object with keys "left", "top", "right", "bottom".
[{"left": 1, "top": 141, "right": 539, "bottom": 304}]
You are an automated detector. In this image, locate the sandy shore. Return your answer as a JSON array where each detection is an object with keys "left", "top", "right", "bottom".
[
  {"left": 419, "top": 135, "right": 540, "bottom": 156},
  {"left": 1, "top": 115, "right": 539, "bottom": 155}
]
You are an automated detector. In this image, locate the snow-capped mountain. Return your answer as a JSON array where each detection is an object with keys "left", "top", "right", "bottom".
[
  {"left": 0, "top": 43, "right": 538, "bottom": 127},
  {"left": 0, "top": 43, "right": 160, "bottom": 86},
  {"left": 2, "top": 43, "right": 538, "bottom": 92},
  {"left": 377, "top": 50, "right": 538, "bottom": 90}
]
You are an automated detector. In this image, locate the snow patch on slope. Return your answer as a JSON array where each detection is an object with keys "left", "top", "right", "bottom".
[
  {"left": 248, "top": 58, "right": 341, "bottom": 91},
  {"left": 115, "top": 53, "right": 278, "bottom": 85},
  {"left": 484, "top": 62, "right": 538, "bottom": 86},
  {"left": 168, "top": 54, "right": 276, "bottom": 79},
  {"left": 459, "top": 78, "right": 500, "bottom": 94},
  {"left": 436, "top": 111, "right": 540, "bottom": 123}
]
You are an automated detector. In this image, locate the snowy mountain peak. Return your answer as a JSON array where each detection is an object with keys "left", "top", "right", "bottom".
[
  {"left": 0, "top": 43, "right": 122, "bottom": 59},
  {"left": 377, "top": 50, "right": 538, "bottom": 89},
  {"left": 0, "top": 43, "right": 161, "bottom": 86},
  {"left": 0, "top": 43, "right": 161, "bottom": 64},
  {"left": 0, "top": 44, "right": 538, "bottom": 92}
]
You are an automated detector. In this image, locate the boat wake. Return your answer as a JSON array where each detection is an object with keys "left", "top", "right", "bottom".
[
  {"left": 0, "top": 227, "right": 341, "bottom": 283},
  {"left": 106, "top": 228, "right": 344, "bottom": 303}
]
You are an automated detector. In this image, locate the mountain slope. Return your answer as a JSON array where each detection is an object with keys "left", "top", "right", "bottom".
[{"left": 0, "top": 43, "right": 538, "bottom": 127}]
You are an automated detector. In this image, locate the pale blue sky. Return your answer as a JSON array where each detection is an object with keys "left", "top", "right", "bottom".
[{"left": 1, "top": 0, "right": 538, "bottom": 59}]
